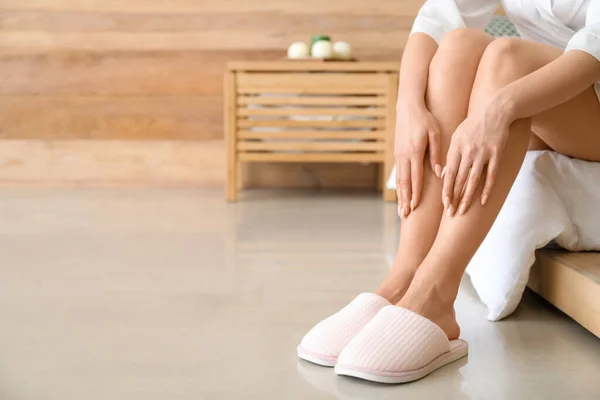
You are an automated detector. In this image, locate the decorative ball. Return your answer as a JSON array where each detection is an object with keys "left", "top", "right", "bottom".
[
  {"left": 311, "top": 40, "right": 334, "bottom": 59},
  {"left": 333, "top": 41, "right": 353, "bottom": 60},
  {"left": 287, "top": 42, "right": 310, "bottom": 59},
  {"left": 311, "top": 35, "right": 331, "bottom": 46}
]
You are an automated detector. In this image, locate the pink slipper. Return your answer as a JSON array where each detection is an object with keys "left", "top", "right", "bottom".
[
  {"left": 335, "top": 305, "right": 468, "bottom": 383},
  {"left": 297, "top": 293, "right": 390, "bottom": 367}
]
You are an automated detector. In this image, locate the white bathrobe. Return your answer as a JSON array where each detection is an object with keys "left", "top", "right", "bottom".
[{"left": 411, "top": 0, "right": 600, "bottom": 62}]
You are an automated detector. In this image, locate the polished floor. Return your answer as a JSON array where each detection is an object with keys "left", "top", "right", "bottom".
[{"left": 0, "top": 188, "right": 599, "bottom": 400}]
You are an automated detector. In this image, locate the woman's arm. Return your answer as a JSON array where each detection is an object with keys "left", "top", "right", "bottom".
[
  {"left": 442, "top": 49, "right": 600, "bottom": 215},
  {"left": 398, "top": 33, "right": 438, "bottom": 109},
  {"left": 489, "top": 0, "right": 600, "bottom": 124},
  {"left": 394, "top": 33, "right": 442, "bottom": 215},
  {"left": 489, "top": 50, "right": 600, "bottom": 125},
  {"left": 444, "top": 2, "right": 600, "bottom": 213}
]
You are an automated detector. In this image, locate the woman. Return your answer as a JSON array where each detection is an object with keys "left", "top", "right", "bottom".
[{"left": 297, "top": 0, "right": 600, "bottom": 384}]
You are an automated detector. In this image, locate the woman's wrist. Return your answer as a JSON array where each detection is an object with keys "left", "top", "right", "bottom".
[
  {"left": 397, "top": 93, "right": 427, "bottom": 113},
  {"left": 487, "top": 89, "right": 518, "bottom": 125}
]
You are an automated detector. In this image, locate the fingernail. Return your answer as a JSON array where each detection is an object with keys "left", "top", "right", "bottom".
[
  {"left": 410, "top": 200, "right": 416, "bottom": 211},
  {"left": 482, "top": 194, "right": 489, "bottom": 206},
  {"left": 434, "top": 164, "right": 442, "bottom": 178},
  {"left": 443, "top": 195, "right": 450, "bottom": 209},
  {"left": 397, "top": 205, "right": 403, "bottom": 217},
  {"left": 441, "top": 167, "right": 447, "bottom": 179},
  {"left": 459, "top": 203, "right": 467, "bottom": 215},
  {"left": 447, "top": 205, "right": 454, "bottom": 217}
]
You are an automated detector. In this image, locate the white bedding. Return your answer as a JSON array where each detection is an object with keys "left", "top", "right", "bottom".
[{"left": 386, "top": 150, "right": 600, "bottom": 320}]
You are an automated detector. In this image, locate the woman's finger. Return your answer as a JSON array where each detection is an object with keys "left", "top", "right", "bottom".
[
  {"left": 428, "top": 125, "right": 442, "bottom": 178},
  {"left": 451, "top": 155, "right": 473, "bottom": 215},
  {"left": 458, "top": 159, "right": 485, "bottom": 214},
  {"left": 481, "top": 154, "right": 500, "bottom": 206},
  {"left": 442, "top": 147, "right": 461, "bottom": 213},
  {"left": 399, "top": 159, "right": 412, "bottom": 217},
  {"left": 411, "top": 155, "right": 424, "bottom": 211},
  {"left": 395, "top": 160, "right": 403, "bottom": 216}
]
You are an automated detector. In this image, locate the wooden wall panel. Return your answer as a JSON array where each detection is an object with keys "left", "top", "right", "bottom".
[
  {"left": 0, "top": 140, "right": 225, "bottom": 187},
  {"left": 0, "top": 96, "right": 222, "bottom": 140},
  {"left": 6, "top": 1, "right": 421, "bottom": 15},
  {"left": 0, "top": 0, "right": 419, "bottom": 187},
  {"left": 0, "top": 139, "right": 378, "bottom": 189},
  {"left": 1, "top": 1, "right": 413, "bottom": 141},
  {"left": 0, "top": 51, "right": 280, "bottom": 96},
  {"left": 1, "top": 10, "right": 413, "bottom": 33},
  {"left": 0, "top": 10, "right": 413, "bottom": 52},
  {"left": 0, "top": 32, "right": 411, "bottom": 53}
]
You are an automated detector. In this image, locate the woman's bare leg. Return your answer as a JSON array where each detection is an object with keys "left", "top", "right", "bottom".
[
  {"left": 376, "top": 29, "right": 494, "bottom": 303},
  {"left": 399, "top": 38, "right": 600, "bottom": 339}
]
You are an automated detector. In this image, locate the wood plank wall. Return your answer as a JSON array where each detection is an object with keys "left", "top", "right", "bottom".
[{"left": 0, "top": 1, "right": 421, "bottom": 187}]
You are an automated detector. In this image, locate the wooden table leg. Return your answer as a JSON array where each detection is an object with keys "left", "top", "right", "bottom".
[{"left": 225, "top": 70, "right": 238, "bottom": 202}]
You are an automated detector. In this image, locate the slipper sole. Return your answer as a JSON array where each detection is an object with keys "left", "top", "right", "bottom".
[
  {"left": 335, "top": 340, "right": 467, "bottom": 383},
  {"left": 297, "top": 345, "right": 337, "bottom": 367}
]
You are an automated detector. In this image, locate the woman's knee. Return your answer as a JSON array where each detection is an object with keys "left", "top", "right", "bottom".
[
  {"left": 429, "top": 28, "right": 494, "bottom": 77},
  {"left": 477, "top": 38, "right": 529, "bottom": 83},
  {"left": 439, "top": 28, "right": 493, "bottom": 49}
]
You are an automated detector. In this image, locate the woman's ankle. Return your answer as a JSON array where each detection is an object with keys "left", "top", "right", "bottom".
[
  {"left": 407, "top": 265, "right": 461, "bottom": 305},
  {"left": 375, "top": 269, "right": 415, "bottom": 304},
  {"left": 399, "top": 283, "right": 454, "bottom": 313},
  {"left": 375, "top": 283, "right": 406, "bottom": 304},
  {"left": 397, "top": 276, "right": 461, "bottom": 339}
]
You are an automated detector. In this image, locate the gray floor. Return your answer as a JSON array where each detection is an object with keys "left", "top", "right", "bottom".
[{"left": 0, "top": 188, "right": 598, "bottom": 400}]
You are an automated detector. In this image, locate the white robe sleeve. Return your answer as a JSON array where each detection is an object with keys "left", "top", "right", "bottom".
[
  {"left": 410, "top": 0, "right": 500, "bottom": 44},
  {"left": 565, "top": 0, "right": 600, "bottom": 62}
]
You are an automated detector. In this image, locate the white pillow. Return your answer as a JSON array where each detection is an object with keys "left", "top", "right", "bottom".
[
  {"left": 387, "top": 151, "right": 600, "bottom": 321},
  {"left": 469, "top": 151, "right": 600, "bottom": 320}
]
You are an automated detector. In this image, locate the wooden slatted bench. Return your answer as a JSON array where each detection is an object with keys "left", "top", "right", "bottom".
[
  {"left": 529, "top": 250, "right": 600, "bottom": 338},
  {"left": 224, "top": 61, "right": 399, "bottom": 201}
]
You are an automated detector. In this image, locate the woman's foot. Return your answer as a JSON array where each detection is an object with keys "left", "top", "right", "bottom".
[
  {"left": 397, "top": 282, "right": 460, "bottom": 340},
  {"left": 297, "top": 293, "right": 391, "bottom": 366}
]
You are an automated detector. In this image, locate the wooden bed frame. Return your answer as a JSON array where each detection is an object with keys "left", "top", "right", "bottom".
[{"left": 529, "top": 249, "right": 600, "bottom": 338}]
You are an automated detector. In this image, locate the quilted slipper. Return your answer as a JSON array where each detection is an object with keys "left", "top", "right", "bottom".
[
  {"left": 335, "top": 305, "right": 468, "bottom": 383},
  {"left": 297, "top": 293, "right": 390, "bottom": 367}
]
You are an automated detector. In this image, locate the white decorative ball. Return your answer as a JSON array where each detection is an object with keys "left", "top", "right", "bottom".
[
  {"left": 287, "top": 42, "right": 310, "bottom": 59},
  {"left": 311, "top": 40, "right": 334, "bottom": 59},
  {"left": 333, "top": 41, "right": 352, "bottom": 60}
]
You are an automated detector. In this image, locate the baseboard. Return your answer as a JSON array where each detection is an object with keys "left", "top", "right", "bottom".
[
  {"left": 0, "top": 139, "right": 381, "bottom": 189},
  {"left": 0, "top": 139, "right": 225, "bottom": 187}
]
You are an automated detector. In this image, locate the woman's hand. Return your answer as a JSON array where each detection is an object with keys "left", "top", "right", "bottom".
[
  {"left": 442, "top": 106, "right": 511, "bottom": 216},
  {"left": 395, "top": 100, "right": 442, "bottom": 218}
]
